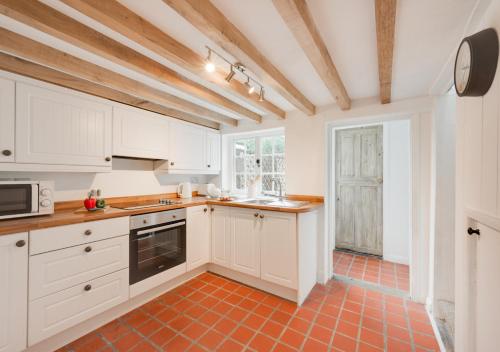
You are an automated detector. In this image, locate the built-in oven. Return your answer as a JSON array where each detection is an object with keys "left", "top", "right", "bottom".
[
  {"left": 0, "top": 179, "right": 54, "bottom": 220},
  {"left": 129, "top": 208, "right": 187, "bottom": 285}
]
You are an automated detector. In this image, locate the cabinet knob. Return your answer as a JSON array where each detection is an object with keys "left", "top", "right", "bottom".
[
  {"left": 207, "top": 164, "right": 211, "bottom": 168},
  {"left": 259, "top": 214, "right": 265, "bottom": 219},
  {"left": 170, "top": 162, "right": 175, "bottom": 166},
  {"left": 211, "top": 208, "right": 215, "bottom": 212},
  {"left": 84, "top": 246, "right": 92, "bottom": 253},
  {"left": 16, "top": 240, "right": 26, "bottom": 247},
  {"left": 84, "top": 284, "right": 92, "bottom": 291},
  {"left": 254, "top": 213, "right": 259, "bottom": 218},
  {"left": 2, "top": 149, "right": 12, "bottom": 156},
  {"left": 105, "top": 156, "right": 111, "bottom": 162},
  {"left": 467, "top": 227, "right": 480, "bottom": 236},
  {"left": 204, "top": 208, "right": 208, "bottom": 212},
  {"left": 84, "top": 229, "right": 92, "bottom": 236}
]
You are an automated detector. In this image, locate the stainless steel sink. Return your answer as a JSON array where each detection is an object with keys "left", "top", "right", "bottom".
[{"left": 236, "top": 199, "right": 309, "bottom": 208}]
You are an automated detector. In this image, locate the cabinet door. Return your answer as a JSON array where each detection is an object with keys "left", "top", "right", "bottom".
[
  {"left": 211, "top": 206, "right": 232, "bottom": 268},
  {"left": 0, "top": 232, "right": 28, "bottom": 352},
  {"left": 0, "top": 78, "right": 15, "bottom": 163},
  {"left": 187, "top": 205, "right": 211, "bottom": 271},
  {"left": 113, "top": 106, "right": 169, "bottom": 159},
  {"left": 16, "top": 83, "right": 112, "bottom": 167},
  {"left": 231, "top": 208, "right": 260, "bottom": 277},
  {"left": 260, "top": 211, "right": 297, "bottom": 289},
  {"left": 206, "top": 131, "right": 221, "bottom": 172},
  {"left": 169, "top": 121, "right": 206, "bottom": 170}
]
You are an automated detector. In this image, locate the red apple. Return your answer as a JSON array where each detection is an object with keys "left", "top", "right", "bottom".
[{"left": 84, "top": 198, "right": 96, "bottom": 210}]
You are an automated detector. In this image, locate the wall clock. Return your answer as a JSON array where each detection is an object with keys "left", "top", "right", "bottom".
[{"left": 454, "top": 28, "right": 499, "bottom": 97}]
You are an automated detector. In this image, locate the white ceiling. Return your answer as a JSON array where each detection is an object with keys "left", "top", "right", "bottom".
[{"left": 0, "top": 0, "right": 481, "bottom": 119}]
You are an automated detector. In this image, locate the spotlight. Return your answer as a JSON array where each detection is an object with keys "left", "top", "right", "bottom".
[
  {"left": 225, "top": 65, "right": 235, "bottom": 82},
  {"left": 258, "top": 87, "right": 265, "bottom": 101},
  {"left": 245, "top": 77, "right": 255, "bottom": 94},
  {"left": 205, "top": 49, "right": 215, "bottom": 72}
]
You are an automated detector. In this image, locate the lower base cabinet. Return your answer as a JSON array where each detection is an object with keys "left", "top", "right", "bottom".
[
  {"left": 28, "top": 268, "right": 129, "bottom": 345},
  {"left": 186, "top": 205, "right": 211, "bottom": 271},
  {"left": 230, "top": 208, "right": 261, "bottom": 277},
  {"left": 0, "top": 232, "right": 28, "bottom": 352}
]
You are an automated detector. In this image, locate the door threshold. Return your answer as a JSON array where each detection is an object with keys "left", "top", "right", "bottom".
[
  {"left": 333, "top": 274, "right": 410, "bottom": 299},
  {"left": 334, "top": 247, "right": 382, "bottom": 259}
]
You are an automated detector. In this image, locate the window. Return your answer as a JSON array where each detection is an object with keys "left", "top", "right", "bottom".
[{"left": 230, "top": 131, "right": 285, "bottom": 195}]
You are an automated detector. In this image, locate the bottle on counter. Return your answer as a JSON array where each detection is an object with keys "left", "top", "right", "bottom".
[{"left": 96, "top": 189, "right": 106, "bottom": 209}]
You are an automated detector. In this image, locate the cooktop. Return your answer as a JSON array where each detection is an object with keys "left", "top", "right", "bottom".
[{"left": 112, "top": 199, "right": 183, "bottom": 210}]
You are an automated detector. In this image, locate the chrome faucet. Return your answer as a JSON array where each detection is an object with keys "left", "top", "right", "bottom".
[{"left": 272, "top": 177, "right": 285, "bottom": 201}]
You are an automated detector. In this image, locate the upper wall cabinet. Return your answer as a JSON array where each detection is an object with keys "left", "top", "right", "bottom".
[
  {"left": 206, "top": 130, "right": 221, "bottom": 172},
  {"left": 113, "top": 106, "right": 169, "bottom": 160},
  {"left": 14, "top": 83, "right": 112, "bottom": 171},
  {"left": 0, "top": 78, "right": 15, "bottom": 163}
]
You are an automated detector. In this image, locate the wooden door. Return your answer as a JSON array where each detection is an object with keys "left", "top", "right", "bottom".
[
  {"left": 0, "top": 232, "right": 28, "bottom": 352},
  {"left": 186, "top": 205, "right": 211, "bottom": 271},
  {"left": 168, "top": 121, "right": 206, "bottom": 170},
  {"left": 0, "top": 77, "right": 15, "bottom": 163},
  {"left": 230, "top": 208, "right": 260, "bottom": 277},
  {"left": 211, "top": 206, "right": 231, "bottom": 268},
  {"left": 113, "top": 106, "right": 169, "bottom": 160},
  {"left": 260, "top": 211, "right": 297, "bottom": 289},
  {"left": 335, "top": 125, "right": 383, "bottom": 255},
  {"left": 15, "top": 83, "right": 112, "bottom": 167}
]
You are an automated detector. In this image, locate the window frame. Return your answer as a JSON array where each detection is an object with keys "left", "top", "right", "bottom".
[{"left": 227, "top": 128, "right": 285, "bottom": 196}]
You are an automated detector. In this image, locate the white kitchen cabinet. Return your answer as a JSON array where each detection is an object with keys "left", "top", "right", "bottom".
[
  {"left": 230, "top": 208, "right": 261, "bottom": 277},
  {"left": 0, "top": 232, "right": 28, "bottom": 352},
  {"left": 0, "top": 78, "right": 15, "bottom": 163},
  {"left": 260, "top": 211, "right": 298, "bottom": 289},
  {"left": 167, "top": 121, "right": 206, "bottom": 171},
  {"left": 211, "top": 206, "right": 232, "bottom": 268},
  {"left": 113, "top": 106, "right": 169, "bottom": 160},
  {"left": 206, "top": 130, "right": 221, "bottom": 173},
  {"left": 15, "top": 83, "right": 112, "bottom": 169},
  {"left": 186, "top": 205, "right": 211, "bottom": 271},
  {"left": 29, "top": 269, "right": 129, "bottom": 345}
]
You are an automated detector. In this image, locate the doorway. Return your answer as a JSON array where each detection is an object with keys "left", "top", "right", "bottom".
[{"left": 335, "top": 125, "right": 383, "bottom": 255}]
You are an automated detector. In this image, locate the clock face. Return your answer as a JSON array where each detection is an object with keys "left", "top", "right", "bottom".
[{"left": 455, "top": 40, "right": 471, "bottom": 94}]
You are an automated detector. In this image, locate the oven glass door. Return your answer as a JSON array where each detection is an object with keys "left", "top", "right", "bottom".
[
  {"left": 0, "top": 184, "right": 33, "bottom": 217},
  {"left": 130, "top": 220, "right": 186, "bottom": 285}
]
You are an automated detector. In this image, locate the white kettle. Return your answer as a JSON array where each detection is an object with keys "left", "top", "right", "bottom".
[{"left": 177, "top": 182, "right": 192, "bottom": 199}]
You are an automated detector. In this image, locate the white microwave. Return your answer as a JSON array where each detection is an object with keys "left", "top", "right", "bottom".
[{"left": 0, "top": 180, "right": 54, "bottom": 220}]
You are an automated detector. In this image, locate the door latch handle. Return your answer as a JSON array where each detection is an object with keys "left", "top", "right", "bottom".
[{"left": 467, "top": 227, "right": 480, "bottom": 236}]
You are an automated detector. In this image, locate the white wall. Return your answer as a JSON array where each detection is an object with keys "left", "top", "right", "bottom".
[
  {"left": 383, "top": 120, "right": 411, "bottom": 265},
  {"left": 1, "top": 158, "right": 209, "bottom": 201}
]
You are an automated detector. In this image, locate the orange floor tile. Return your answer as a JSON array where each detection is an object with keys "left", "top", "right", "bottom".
[
  {"left": 333, "top": 250, "right": 410, "bottom": 293},
  {"left": 59, "top": 272, "right": 438, "bottom": 352}
]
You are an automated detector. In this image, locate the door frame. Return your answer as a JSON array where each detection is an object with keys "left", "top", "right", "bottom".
[
  {"left": 326, "top": 112, "right": 431, "bottom": 302},
  {"left": 334, "top": 125, "right": 384, "bottom": 255}
]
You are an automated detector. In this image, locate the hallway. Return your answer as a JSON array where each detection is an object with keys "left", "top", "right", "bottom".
[
  {"left": 58, "top": 272, "right": 438, "bottom": 352},
  {"left": 333, "top": 251, "right": 410, "bottom": 294}
]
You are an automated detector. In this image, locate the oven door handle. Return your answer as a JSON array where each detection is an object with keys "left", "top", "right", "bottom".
[{"left": 136, "top": 221, "right": 186, "bottom": 236}]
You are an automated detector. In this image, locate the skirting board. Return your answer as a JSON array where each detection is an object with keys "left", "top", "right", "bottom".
[
  {"left": 26, "top": 265, "right": 207, "bottom": 352},
  {"left": 208, "top": 264, "right": 299, "bottom": 303}
]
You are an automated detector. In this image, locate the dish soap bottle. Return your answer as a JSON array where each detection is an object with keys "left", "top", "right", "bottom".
[{"left": 96, "top": 189, "right": 106, "bottom": 209}]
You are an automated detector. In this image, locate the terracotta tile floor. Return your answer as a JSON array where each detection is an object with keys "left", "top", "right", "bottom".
[
  {"left": 59, "top": 272, "right": 439, "bottom": 352},
  {"left": 333, "top": 250, "right": 410, "bottom": 293}
]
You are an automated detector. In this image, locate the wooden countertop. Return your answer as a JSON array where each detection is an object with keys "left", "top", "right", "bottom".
[{"left": 0, "top": 197, "right": 323, "bottom": 236}]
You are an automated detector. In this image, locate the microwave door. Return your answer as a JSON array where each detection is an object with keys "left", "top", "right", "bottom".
[
  {"left": 31, "top": 184, "right": 39, "bottom": 213},
  {"left": 0, "top": 184, "right": 33, "bottom": 218}
]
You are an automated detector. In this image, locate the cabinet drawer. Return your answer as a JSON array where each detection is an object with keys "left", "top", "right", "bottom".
[
  {"left": 28, "top": 268, "right": 129, "bottom": 345},
  {"left": 29, "top": 235, "right": 129, "bottom": 300},
  {"left": 30, "top": 217, "right": 129, "bottom": 255}
]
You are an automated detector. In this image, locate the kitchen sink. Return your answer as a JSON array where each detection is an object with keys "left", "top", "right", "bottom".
[{"left": 236, "top": 199, "right": 309, "bottom": 208}]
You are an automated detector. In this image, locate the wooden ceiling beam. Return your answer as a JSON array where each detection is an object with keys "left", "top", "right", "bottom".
[
  {"left": 0, "top": 53, "right": 220, "bottom": 130},
  {"left": 0, "top": 28, "right": 237, "bottom": 127},
  {"left": 61, "top": 0, "right": 286, "bottom": 120},
  {"left": 163, "top": 0, "right": 316, "bottom": 116},
  {"left": 0, "top": 0, "right": 257, "bottom": 123},
  {"left": 272, "top": 0, "right": 351, "bottom": 110},
  {"left": 375, "top": 0, "right": 397, "bottom": 104}
]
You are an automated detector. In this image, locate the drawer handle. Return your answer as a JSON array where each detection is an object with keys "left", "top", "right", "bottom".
[
  {"left": 84, "top": 246, "right": 92, "bottom": 253},
  {"left": 204, "top": 208, "right": 208, "bottom": 212},
  {"left": 211, "top": 208, "right": 215, "bottom": 212},
  {"left": 2, "top": 149, "right": 12, "bottom": 156},
  {"left": 259, "top": 214, "right": 265, "bottom": 219},
  {"left": 16, "top": 240, "right": 26, "bottom": 247},
  {"left": 84, "top": 284, "right": 92, "bottom": 291},
  {"left": 254, "top": 213, "right": 259, "bottom": 218},
  {"left": 84, "top": 229, "right": 92, "bottom": 236},
  {"left": 105, "top": 156, "right": 111, "bottom": 162}
]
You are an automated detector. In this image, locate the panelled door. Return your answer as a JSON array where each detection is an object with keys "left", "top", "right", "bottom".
[{"left": 335, "top": 125, "right": 383, "bottom": 255}]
